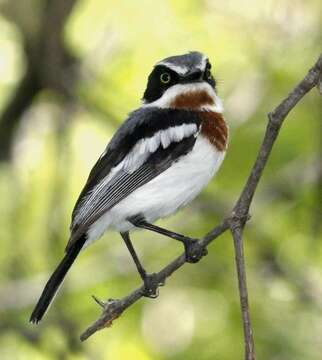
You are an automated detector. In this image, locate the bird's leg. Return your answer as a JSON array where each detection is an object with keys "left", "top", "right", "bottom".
[
  {"left": 128, "top": 217, "right": 208, "bottom": 263},
  {"left": 120, "top": 232, "right": 161, "bottom": 298}
]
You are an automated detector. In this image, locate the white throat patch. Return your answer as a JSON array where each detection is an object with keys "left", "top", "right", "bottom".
[{"left": 143, "top": 82, "right": 224, "bottom": 113}]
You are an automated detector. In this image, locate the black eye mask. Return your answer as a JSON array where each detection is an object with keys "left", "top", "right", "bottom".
[{"left": 143, "top": 65, "right": 179, "bottom": 103}]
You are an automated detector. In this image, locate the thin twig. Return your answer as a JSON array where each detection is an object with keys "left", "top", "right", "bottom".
[
  {"left": 80, "top": 53, "right": 322, "bottom": 354},
  {"left": 227, "top": 53, "right": 322, "bottom": 359},
  {"left": 230, "top": 219, "right": 255, "bottom": 360}
]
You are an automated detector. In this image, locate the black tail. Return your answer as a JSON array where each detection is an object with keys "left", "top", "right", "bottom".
[{"left": 30, "top": 236, "right": 86, "bottom": 324}]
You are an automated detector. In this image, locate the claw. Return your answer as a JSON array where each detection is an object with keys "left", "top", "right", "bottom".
[
  {"left": 158, "top": 278, "right": 166, "bottom": 287},
  {"left": 92, "top": 295, "right": 106, "bottom": 308},
  {"left": 142, "top": 273, "right": 160, "bottom": 298},
  {"left": 184, "top": 239, "right": 208, "bottom": 263}
]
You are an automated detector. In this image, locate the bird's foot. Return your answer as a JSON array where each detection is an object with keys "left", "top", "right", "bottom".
[
  {"left": 142, "top": 273, "right": 162, "bottom": 298},
  {"left": 184, "top": 239, "right": 208, "bottom": 263}
]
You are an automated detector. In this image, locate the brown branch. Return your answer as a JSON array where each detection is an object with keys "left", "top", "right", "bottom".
[
  {"left": 36, "top": 0, "right": 78, "bottom": 95},
  {"left": 227, "top": 54, "right": 322, "bottom": 359},
  {"left": 229, "top": 219, "right": 254, "bottom": 360},
  {"left": 80, "top": 52, "right": 322, "bottom": 360}
]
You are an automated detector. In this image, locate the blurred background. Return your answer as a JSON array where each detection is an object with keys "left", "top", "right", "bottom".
[{"left": 0, "top": 0, "right": 321, "bottom": 359}]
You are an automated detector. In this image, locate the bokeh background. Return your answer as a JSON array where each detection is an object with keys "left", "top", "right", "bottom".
[{"left": 0, "top": 0, "right": 321, "bottom": 359}]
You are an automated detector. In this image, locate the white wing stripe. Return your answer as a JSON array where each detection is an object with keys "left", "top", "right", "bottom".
[
  {"left": 121, "top": 123, "right": 197, "bottom": 173},
  {"left": 148, "top": 134, "right": 160, "bottom": 153},
  {"left": 161, "top": 131, "right": 170, "bottom": 148}
]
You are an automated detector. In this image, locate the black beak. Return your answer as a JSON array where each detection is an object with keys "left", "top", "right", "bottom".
[{"left": 181, "top": 70, "right": 203, "bottom": 84}]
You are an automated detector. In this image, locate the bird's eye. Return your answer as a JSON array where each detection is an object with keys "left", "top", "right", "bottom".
[
  {"left": 205, "top": 69, "right": 212, "bottom": 79},
  {"left": 160, "top": 72, "right": 171, "bottom": 84}
]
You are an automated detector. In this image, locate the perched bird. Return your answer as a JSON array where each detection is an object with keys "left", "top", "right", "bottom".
[{"left": 30, "top": 51, "right": 228, "bottom": 324}]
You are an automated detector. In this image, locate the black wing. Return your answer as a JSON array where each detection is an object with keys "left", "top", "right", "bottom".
[
  {"left": 68, "top": 107, "right": 201, "bottom": 249},
  {"left": 72, "top": 107, "right": 200, "bottom": 216}
]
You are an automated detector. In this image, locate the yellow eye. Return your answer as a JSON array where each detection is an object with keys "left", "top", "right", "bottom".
[{"left": 160, "top": 72, "right": 171, "bottom": 84}]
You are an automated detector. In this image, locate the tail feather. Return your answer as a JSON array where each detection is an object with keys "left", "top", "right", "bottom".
[{"left": 30, "top": 236, "right": 86, "bottom": 324}]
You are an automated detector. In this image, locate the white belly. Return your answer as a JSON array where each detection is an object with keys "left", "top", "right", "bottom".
[{"left": 86, "top": 135, "right": 225, "bottom": 244}]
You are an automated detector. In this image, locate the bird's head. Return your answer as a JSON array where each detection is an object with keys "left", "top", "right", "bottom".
[{"left": 143, "top": 51, "right": 222, "bottom": 112}]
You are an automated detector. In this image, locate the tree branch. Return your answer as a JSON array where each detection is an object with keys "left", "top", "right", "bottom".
[
  {"left": 0, "top": 68, "right": 40, "bottom": 161},
  {"left": 80, "top": 52, "right": 322, "bottom": 360},
  {"left": 229, "top": 219, "right": 255, "bottom": 360},
  {"left": 0, "top": 0, "right": 78, "bottom": 161},
  {"left": 80, "top": 220, "right": 230, "bottom": 341},
  {"left": 226, "top": 54, "right": 322, "bottom": 359}
]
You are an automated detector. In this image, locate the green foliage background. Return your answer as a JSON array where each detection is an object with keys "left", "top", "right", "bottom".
[{"left": 0, "top": 0, "right": 321, "bottom": 359}]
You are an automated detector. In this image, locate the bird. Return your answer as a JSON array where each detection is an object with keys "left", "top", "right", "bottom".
[{"left": 30, "top": 51, "right": 228, "bottom": 324}]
